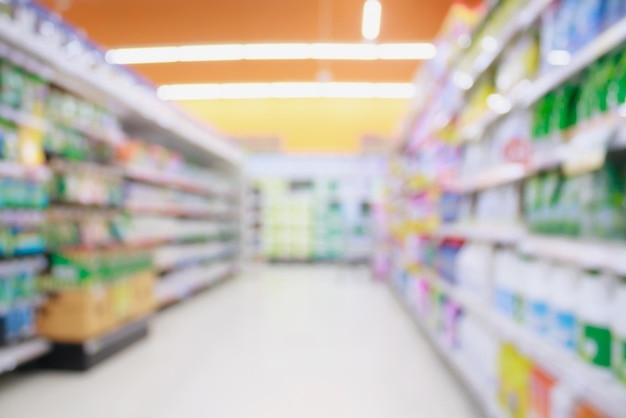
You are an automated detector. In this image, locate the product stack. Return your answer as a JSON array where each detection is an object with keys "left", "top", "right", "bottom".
[
  {"left": 0, "top": 0, "right": 243, "bottom": 373},
  {"left": 256, "top": 178, "right": 352, "bottom": 262},
  {"left": 120, "top": 140, "right": 240, "bottom": 308},
  {"left": 312, "top": 180, "right": 345, "bottom": 260},
  {"left": 243, "top": 184, "right": 262, "bottom": 261},
  {"left": 389, "top": 1, "right": 626, "bottom": 417},
  {"left": 259, "top": 178, "right": 316, "bottom": 261}
]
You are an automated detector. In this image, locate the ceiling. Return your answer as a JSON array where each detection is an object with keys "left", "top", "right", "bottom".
[
  {"left": 41, "top": 0, "right": 481, "bottom": 85},
  {"left": 39, "top": 0, "right": 482, "bottom": 154}
]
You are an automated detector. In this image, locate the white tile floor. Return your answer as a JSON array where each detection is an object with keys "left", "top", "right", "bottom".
[{"left": 0, "top": 265, "right": 480, "bottom": 418}]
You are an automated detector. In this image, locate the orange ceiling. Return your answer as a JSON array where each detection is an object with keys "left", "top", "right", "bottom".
[
  {"left": 38, "top": 0, "right": 482, "bottom": 154},
  {"left": 40, "top": 0, "right": 481, "bottom": 84}
]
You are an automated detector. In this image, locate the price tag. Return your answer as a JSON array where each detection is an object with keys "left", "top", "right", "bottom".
[{"left": 562, "top": 124, "right": 617, "bottom": 177}]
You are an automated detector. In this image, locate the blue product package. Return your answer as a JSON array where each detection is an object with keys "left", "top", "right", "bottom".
[
  {"left": 0, "top": 275, "right": 8, "bottom": 312},
  {"left": 571, "top": 0, "right": 604, "bottom": 51},
  {"left": 22, "top": 306, "right": 35, "bottom": 337},
  {"left": 603, "top": 0, "right": 626, "bottom": 30},
  {"left": 554, "top": 310, "right": 577, "bottom": 350},
  {"left": 528, "top": 301, "right": 550, "bottom": 335},
  {"left": 440, "top": 192, "right": 461, "bottom": 224}
]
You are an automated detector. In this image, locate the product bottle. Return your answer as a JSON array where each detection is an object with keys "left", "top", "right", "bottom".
[
  {"left": 550, "top": 383, "right": 576, "bottom": 418},
  {"left": 511, "top": 253, "right": 527, "bottom": 324},
  {"left": 525, "top": 259, "right": 552, "bottom": 336},
  {"left": 493, "top": 250, "right": 516, "bottom": 317},
  {"left": 611, "top": 274, "right": 626, "bottom": 384},
  {"left": 577, "top": 269, "right": 615, "bottom": 371},
  {"left": 549, "top": 264, "right": 579, "bottom": 352}
]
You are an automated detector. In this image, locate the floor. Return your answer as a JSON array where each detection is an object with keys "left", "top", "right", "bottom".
[{"left": 0, "top": 265, "right": 480, "bottom": 418}]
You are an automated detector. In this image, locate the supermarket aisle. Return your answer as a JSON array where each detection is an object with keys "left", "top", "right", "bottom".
[{"left": 0, "top": 265, "right": 479, "bottom": 418}]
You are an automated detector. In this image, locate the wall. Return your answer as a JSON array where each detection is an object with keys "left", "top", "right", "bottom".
[{"left": 181, "top": 98, "right": 408, "bottom": 154}]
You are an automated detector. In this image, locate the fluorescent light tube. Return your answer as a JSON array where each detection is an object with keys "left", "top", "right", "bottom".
[
  {"left": 105, "top": 46, "right": 179, "bottom": 64},
  {"left": 107, "top": 43, "right": 436, "bottom": 64},
  {"left": 377, "top": 43, "right": 436, "bottom": 60},
  {"left": 310, "top": 43, "right": 377, "bottom": 60},
  {"left": 362, "top": 0, "right": 382, "bottom": 41},
  {"left": 157, "top": 82, "right": 414, "bottom": 100}
]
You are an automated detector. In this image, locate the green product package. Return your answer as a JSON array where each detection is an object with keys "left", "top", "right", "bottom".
[
  {"left": 613, "top": 338, "right": 626, "bottom": 384},
  {"left": 538, "top": 172, "right": 560, "bottom": 234},
  {"left": 587, "top": 162, "right": 626, "bottom": 240},
  {"left": 49, "top": 252, "right": 99, "bottom": 288},
  {"left": 536, "top": 94, "right": 555, "bottom": 141},
  {"left": 524, "top": 175, "right": 541, "bottom": 232},
  {"left": 580, "top": 323, "right": 612, "bottom": 369},
  {"left": 616, "top": 48, "right": 626, "bottom": 106},
  {"left": 0, "top": 119, "right": 19, "bottom": 162},
  {"left": 595, "top": 53, "right": 619, "bottom": 115},
  {"left": 0, "top": 60, "right": 24, "bottom": 109},
  {"left": 555, "top": 176, "right": 582, "bottom": 237},
  {"left": 554, "top": 83, "right": 579, "bottom": 132},
  {"left": 576, "top": 70, "right": 592, "bottom": 124}
]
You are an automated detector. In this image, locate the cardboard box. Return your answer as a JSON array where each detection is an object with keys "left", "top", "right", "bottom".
[
  {"left": 129, "top": 271, "right": 156, "bottom": 318},
  {"left": 36, "top": 286, "right": 114, "bottom": 343},
  {"left": 37, "top": 271, "right": 156, "bottom": 343}
]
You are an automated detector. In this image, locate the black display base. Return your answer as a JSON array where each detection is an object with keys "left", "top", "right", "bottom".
[{"left": 38, "top": 317, "right": 149, "bottom": 371}]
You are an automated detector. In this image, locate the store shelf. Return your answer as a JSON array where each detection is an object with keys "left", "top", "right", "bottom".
[
  {"left": 436, "top": 222, "right": 626, "bottom": 273},
  {"left": 461, "top": 0, "right": 550, "bottom": 94},
  {"left": 53, "top": 119, "right": 123, "bottom": 146},
  {"left": 125, "top": 201, "right": 213, "bottom": 219},
  {"left": 390, "top": 284, "right": 505, "bottom": 418},
  {"left": 47, "top": 206, "right": 121, "bottom": 221},
  {"left": 462, "top": 15, "right": 626, "bottom": 141},
  {"left": 0, "top": 162, "right": 51, "bottom": 182},
  {"left": 451, "top": 118, "right": 626, "bottom": 193},
  {"left": 0, "top": 210, "right": 46, "bottom": 226},
  {"left": 449, "top": 163, "right": 527, "bottom": 193},
  {"left": 156, "top": 262, "right": 233, "bottom": 307},
  {"left": 0, "top": 14, "right": 243, "bottom": 166},
  {"left": 121, "top": 234, "right": 226, "bottom": 249},
  {"left": 0, "top": 338, "right": 51, "bottom": 375},
  {"left": 155, "top": 243, "right": 238, "bottom": 273},
  {"left": 524, "top": 16, "right": 626, "bottom": 107},
  {"left": 125, "top": 166, "right": 218, "bottom": 197},
  {"left": 518, "top": 235, "right": 626, "bottom": 274},
  {"left": 50, "top": 159, "right": 124, "bottom": 179},
  {"left": 0, "top": 104, "right": 47, "bottom": 131},
  {"left": 419, "top": 268, "right": 626, "bottom": 418},
  {"left": 435, "top": 223, "right": 524, "bottom": 244}
]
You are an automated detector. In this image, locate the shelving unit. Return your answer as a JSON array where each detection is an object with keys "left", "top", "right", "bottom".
[
  {"left": 0, "top": 0, "right": 244, "bottom": 372},
  {"left": 389, "top": 2, "right": 626, "bottom": 417},
  {"left": 412, "top": 267, "right": 626, "bottom": 418}
]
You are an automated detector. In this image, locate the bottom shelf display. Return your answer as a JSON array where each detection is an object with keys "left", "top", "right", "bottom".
[
  {"left": 390, "top": 269, "right": 624, "bottom": 418},
  {"left": 390, "top": 284, "right": 504, "bottom": 418},
  {"left": 38, "top": 317, "right": 149, "bottom": 371}
]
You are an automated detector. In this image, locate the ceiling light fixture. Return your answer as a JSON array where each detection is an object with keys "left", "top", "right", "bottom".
[
  {"left": 106, "top": 42, "right": 435, "bottom": 65},
  {"left": 362, "top": 0, "right": 382, "bottom": 41},
  {"left": 157, "top": 82, "right": 415, "bottom": 100}
]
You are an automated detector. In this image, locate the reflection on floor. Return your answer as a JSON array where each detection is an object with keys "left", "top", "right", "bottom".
[{"left": 0, "top": 264, "right": 480, "bottom": 418}]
